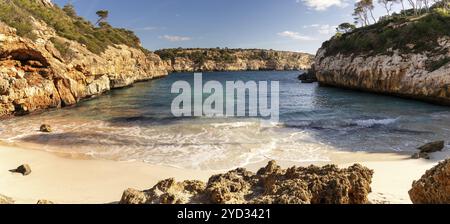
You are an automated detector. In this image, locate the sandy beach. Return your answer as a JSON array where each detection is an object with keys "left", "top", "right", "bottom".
[
  {"left": 1, "top": 141, "right": 448, "bottom": 204},
  {"left": 0, "top": 142, "right": 215, "bottom": 204}
]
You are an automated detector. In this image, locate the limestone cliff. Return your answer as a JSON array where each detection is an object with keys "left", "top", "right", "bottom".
[
  {"left": 156, "top": 48, "right": 314, "bottom": 72},
  {"left": 0, "top": 1, "right": 168, "bottom": 117},
  {"left": 314, "top": 12, "right": 450, "bottom": 105}
]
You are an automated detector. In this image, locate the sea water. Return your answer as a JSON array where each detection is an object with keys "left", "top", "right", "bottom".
[{"left": 1, "top": 71, "right": 449, "bottom": 170}]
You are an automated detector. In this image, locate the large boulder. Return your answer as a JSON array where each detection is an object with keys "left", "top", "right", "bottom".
[
  {"left": 412, "top": 141, "right": 445, "bottom": 159},
  {"left": 409, "top": 159, "right": 450, "bottom": 204},
  {"left": 418, "top": 141, "right": 445, "bottom": 153},
  {"left": 120, "top": 161, "right": 374, "bottom": 204}
]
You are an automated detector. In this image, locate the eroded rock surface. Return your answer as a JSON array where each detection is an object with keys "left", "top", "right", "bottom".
[
  {"left": 314, "top": 36, "right": 450, "bottom": 105},
  {"left": 120, "top": 161, "right": 374, "bottom": 204},
  {"left": 409, "top": 159, "right": 450, "bottom": 204}
]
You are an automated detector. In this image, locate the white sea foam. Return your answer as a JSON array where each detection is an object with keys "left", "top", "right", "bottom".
[
  {"left": 0, "top": 115, "right": 333, "bottom": 170},
  {"left": 353, "top": 118, "right": 398, "bottom": 128}
]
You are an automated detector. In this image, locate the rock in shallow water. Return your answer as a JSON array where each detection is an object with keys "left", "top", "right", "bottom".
[
  {"left": 418, "top": 141, "right": 445, "bottom": 154},
  {"left": 412, "top": 141, "right": 445, "bottom": 160},
  {"left": 40, "top": 124, "right": 52, "bottom": 133},
  {"left": 119, "top": 161, "right": 374, "bottom": 204},
  {"left": 298, "top": 69, "right": 317, "bottom": 83},
  {"left": 409, "top": 159, "right": 450, "bottom": 204}
]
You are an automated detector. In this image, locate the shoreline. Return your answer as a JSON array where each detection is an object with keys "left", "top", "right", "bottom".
[{"left": 1, "top": 141, "right": 447, "bottom": 204}]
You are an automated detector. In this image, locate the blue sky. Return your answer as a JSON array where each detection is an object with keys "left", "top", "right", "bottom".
[{"left": 52, "top": 0, "right": 401, "bottom": 54}]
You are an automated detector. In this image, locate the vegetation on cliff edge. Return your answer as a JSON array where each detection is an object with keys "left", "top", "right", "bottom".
[
  {"left": 155, "top": 48, "right": 310, "bottom": 65},
  {"left": 0, "top": 0, "right": 144, "bottom": 55},
  {"left": 324, "top": 1, "right": 450, "bottom": 57}
]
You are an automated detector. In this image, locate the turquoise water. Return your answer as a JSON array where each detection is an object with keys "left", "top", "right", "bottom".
[{"left": 1, "top": 71, "right": 449, "bottom": 170}]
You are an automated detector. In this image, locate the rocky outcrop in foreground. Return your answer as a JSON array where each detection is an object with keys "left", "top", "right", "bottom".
[
  {"left": 409, "top": 159, "right": 450, "bottom": 204},
  {"left": 120, "top": 161, "right": 374, "bottom": 204}
]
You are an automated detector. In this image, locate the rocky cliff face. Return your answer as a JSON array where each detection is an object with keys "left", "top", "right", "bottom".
[
  {"left": 0, "top": 19, "right": 168, "bottom": 117},
  {"left": 157, "top": 49, "right": 314, "bottom": 72},
  {"left": 314, "top": 23, "right": 450, "bottom": 105}
]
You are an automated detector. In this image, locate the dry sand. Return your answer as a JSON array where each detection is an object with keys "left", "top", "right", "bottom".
[{"left": 0, "top": 141, "right": 448, "bottom": 204}]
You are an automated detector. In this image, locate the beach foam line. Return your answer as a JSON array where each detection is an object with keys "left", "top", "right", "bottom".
[{"left": 352, "top": 118, "right": 398, "bottom": 128}]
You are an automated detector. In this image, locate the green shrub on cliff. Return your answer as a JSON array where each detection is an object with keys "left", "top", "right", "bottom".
[
  {"left": 323, "top": 11, "right": 450, "bottom": 56},
  {"left": 0, "top": 0, "right": 37, "bottom": 40},
  {"left": 0, "top": 0, "right": 143, "bottom": 55}
]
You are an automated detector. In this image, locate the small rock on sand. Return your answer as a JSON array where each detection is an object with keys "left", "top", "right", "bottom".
[
  {"left": 10, "top": 164, "right": 32, "bottom": 176},
  {"left": 412, "top": 141, "right": 445, "bottom": 159},
  {"left": 40, "top": 124, "right": 52, "bottom": 133}
]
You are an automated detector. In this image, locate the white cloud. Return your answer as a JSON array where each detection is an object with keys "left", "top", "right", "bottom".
[
  {"left": 303, "top": 24, "right": 320, "bottom": 28},
  {"left": 317, "top": 24, "right": 338, "bottom": 35},
  {"left": 299, "top": 0, "right": 349, "bottom": 11},
  {"left": 135, "top": 26, "right": 158, "bottom": 31},
  {"left": 160, "top": 35, "right": 192, "bottom": 42},
  {"left": 303, "top": 24, "right": 338, "bottom": 35},
  {"left": 277, "top": 31, "right": 315, "bottom": 41}
]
